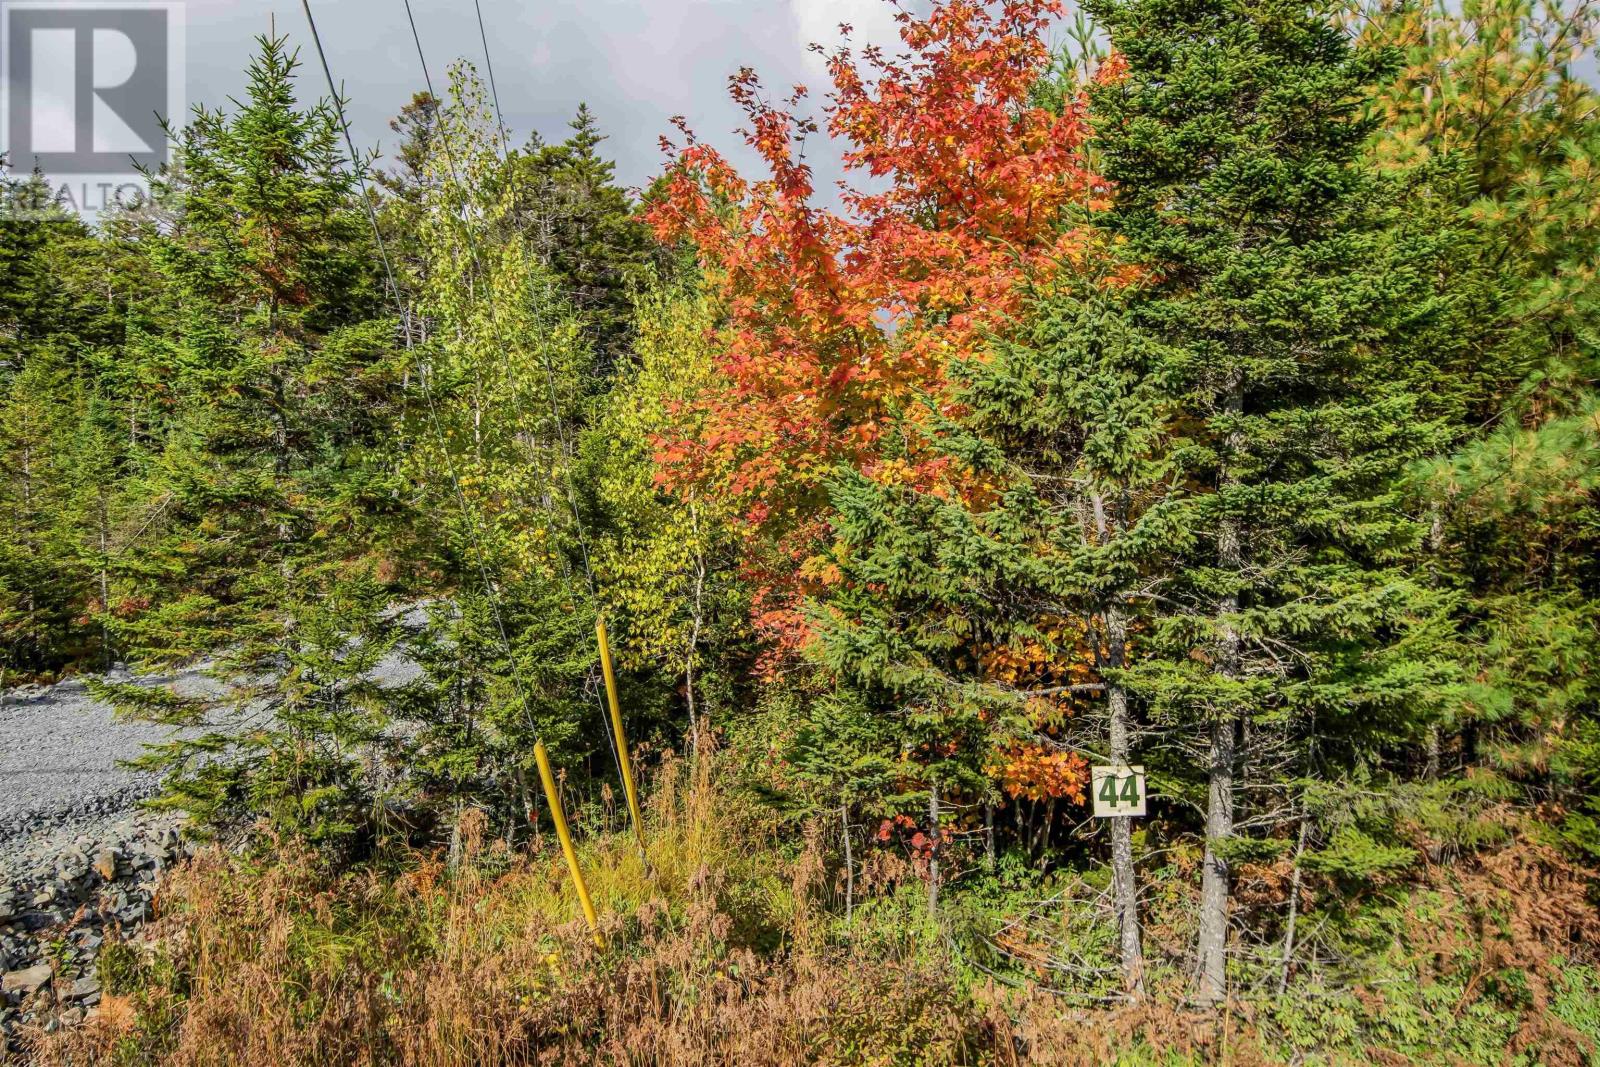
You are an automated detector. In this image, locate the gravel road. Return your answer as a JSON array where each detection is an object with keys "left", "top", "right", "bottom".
[
  {"left": 0, "top": 633, "right": 422, "bottom": 872},
  {"left": 0, "top": 668, "right": 220, "bottom": 870}
]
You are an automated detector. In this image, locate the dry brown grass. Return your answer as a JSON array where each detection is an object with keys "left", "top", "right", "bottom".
[
  {"left": 22, "top": 758, "right": 1600, "bottom": 1067},
  {"left": 23, "top": 756, "right": 1071, "bottom": 1067}
]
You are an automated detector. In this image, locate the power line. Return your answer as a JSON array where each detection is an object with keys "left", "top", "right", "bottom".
[
  {"left": 302, "top": 0, "right": 633, "bottom": 822},
  {"left": 401, "top": 0, "right": 597, "bottom": 592},
  {"left": 459, "top": 0, "right": 632, "bottom": 800},
  {"left": 473, "top": 0, "right": 513, "bottom": 161},
  {"left": 298, "top": 0, "right": 541, "bottom": 736}
]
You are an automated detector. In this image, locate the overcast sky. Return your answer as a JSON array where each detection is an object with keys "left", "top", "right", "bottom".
[
  {"left": 40, "top": 0, "right": 1590, "bottom": 210},
  {"left": 181, "top": 0, "right": 925, "bottom": 199}
]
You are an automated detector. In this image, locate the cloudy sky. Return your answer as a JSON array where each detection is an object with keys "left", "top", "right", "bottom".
[{"left": 181, "top": 0, "right": 926, "bottom": 197}]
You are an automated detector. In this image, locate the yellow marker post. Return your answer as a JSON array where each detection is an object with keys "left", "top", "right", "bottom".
[
  {"left": 534, "top": 739, "right": 601, "bottom": 944},
  {"left": 596, "top": 616, "right": 647, "bottom": 854}
]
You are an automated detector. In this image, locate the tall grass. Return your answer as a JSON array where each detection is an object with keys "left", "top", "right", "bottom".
[
  {"left": 27, "top": 754, "right": 1069, "bottom": 1066},
  {"left": 26, "top": 752, "right": 1600, "bottom": 1066}
]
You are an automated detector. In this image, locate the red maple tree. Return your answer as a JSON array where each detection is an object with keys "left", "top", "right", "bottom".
[{"left": 647, "top": 0, "right": 1099, "bottom": 655}]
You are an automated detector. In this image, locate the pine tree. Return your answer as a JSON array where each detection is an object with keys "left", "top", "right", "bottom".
[
  {"left": 1366, "top": 0, "right": 1600, "bottom": 856},
  {"left": 515, "top": 104, "right": 653, "bottom": 374}
]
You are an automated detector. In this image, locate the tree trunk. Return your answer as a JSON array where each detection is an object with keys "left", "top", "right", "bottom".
[
  {"left": 447, "top": 798, "right": 464, "bottom": 871},
  {"left": 97, "top": 489, "right": 112, "bottom": 670},
  {"left": 841, "top": 802, "right": 854, "bottom": 921},
  {"left": 1277, "top": 801, "right": 1310, "bottom": 995},
  {"left": 684, "top": 498, "right": 706, "bottom": 765},
  {"left": 1196, "top": 715, "right": 1237, "bottom": 1005},
  {"left": 927, "top": 782, "right": 941, "bottom": 917},
  {"left": 1197, "top": 374, "right": 1245, "bottom": 1008},
  {"left": 1036, "top": 797, "right": 1056, "bottom": 871},
  {"left": 1105, "top": 600, "right": 1146, "bottom": 998},
  {"left": 1423, "top": 506, "right": 1445, "bottom": 782}
]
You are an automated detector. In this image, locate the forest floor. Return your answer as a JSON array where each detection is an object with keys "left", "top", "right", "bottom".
[{"left": 13, "top": 753, "right": 1600, "bottom": 1066}]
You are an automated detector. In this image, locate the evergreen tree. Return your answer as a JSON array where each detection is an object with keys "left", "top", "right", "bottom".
[
  {"left": 515, "top": 104, "right": 654, "bottom": 373},
  {"left": 108, "top": 33, "right": 399, "bottom": 658},
  {"left": 810, "top": 191, "right": 1187, "bottom": 996},
  {"left": 1083, "top": 0, "right": 1459, "bottom": 1002},
  {"left": 814, "top": 0, "right": 1466, "bottom": 1002},
  {"left": 1366, "top": 0, "right": 1600, "bottom": 856},
  {"left": 397, "top": 66, "right": 614, "bottom": 830},
  {"left": 0, "top": 175, "right": 140, "bottom": 678},
  {"left": 95, "top": 35, "right": 407, "bottom": 841},
  {"left": 0, "top": 352, "right": 85, "bottom": 675},
  {"left": 376, "top": 91, "right": 442, "bottom": 298}
]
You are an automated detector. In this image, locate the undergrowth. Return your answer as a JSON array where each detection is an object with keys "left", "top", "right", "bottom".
[{"left": 22, "top": 753, "right": 1600, "bottom": 1066}]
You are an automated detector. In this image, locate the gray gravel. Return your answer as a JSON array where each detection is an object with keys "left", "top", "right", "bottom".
[
  {"left": 0, "top": 611, "right": 430, "bottom": 1047},
  {"left": 0, "top": 667, "right": 220, "bottom": 871},
  {"left": 1, "top": 806, "right": 192, "bottom": 1048},
  {"left": 0, "top": 630, "right": 423, "bottom": 872}
]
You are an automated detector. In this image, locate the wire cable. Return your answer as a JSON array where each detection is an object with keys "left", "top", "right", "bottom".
[
  {"left": 298, "top": 0, "right": 540, "bottom": 737},
  {"left": 462, "top": 0, "right": 632, "bottom": 802},
  {"left": 399, "top": 0, "right": 627, "bottom": 803},
  {"left": 473, "top": 0, "right": 513, "bottom": 161},
  {"left": 401, "top": 0, "right": 597, "bottom": 593}
]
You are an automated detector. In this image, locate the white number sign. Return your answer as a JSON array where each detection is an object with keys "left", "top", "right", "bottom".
[{"left": 1091, "top": 764, "right": 1147, "bottom": 818}]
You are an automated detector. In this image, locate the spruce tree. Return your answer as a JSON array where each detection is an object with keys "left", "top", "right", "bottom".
[
  {"left": 514, "top": 104, "right": 653, "bottom": 373},
  {"left": 108, "top": 33, "right": 398, "bottom": 656},
  {"left": 1083, "top": 0, "right": 1457, "bottom": 1002},
  {"left": 814, "top": 251, "right": 1188, "bottom": 993},
  {"left": 0, "top": 182, "right": 140, "bottom": 678},
  {"left": 95, "top": 35, "right": 406, "bottom": 843}
]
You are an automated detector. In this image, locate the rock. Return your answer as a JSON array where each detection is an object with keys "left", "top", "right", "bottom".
[
  {"left": 56, "top": 850, "right": 90, "bottom": 882},
  {"left": 59, "top": 1006, "right": 84, "bottom": 1026},
  {"left": 92, "top": 850, "right": 117, "bottom": 882},
  {"left": 1, "top": 964, "right": 51, "bottom": 995},
  {"left": 66, "top": 977, "right": 99, "bottom": 1002}
]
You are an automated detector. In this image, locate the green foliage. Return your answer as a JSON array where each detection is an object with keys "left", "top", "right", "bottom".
[
  {"left": 80, "top": 36, "right": 408, "bottom": 847},
  {"left": 1364, "top": 0, "right": 1600, "bottom": 859},
  {"left": 98, "top": 567, "right": 403, "bottom": 849},
  {"left": 515, "top": 104, "right": 657, "bottom": 371},
  {"left": 1300, "top": 825, "right": 1417, "bottom": 881},
  {"left": 1082, "top": 0, "right": 1463, "bottom": 749},
  {"left": 582, "top": 272, "right": 747, "bottom": 737},
  {"left": 1, "top": 7, "right": 1598, "bottom": 1058},
  {"left": 391, "top": 66, "right": 616, "bottom": 818}
]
